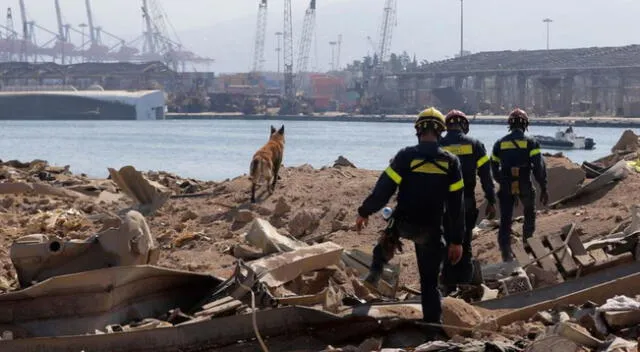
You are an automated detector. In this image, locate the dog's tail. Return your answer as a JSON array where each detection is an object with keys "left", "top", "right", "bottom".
[{"left": 249, "top": 158, "right": 260, "bottom": 181}]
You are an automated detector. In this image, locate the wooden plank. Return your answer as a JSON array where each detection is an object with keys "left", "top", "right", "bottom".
[
  {"left": 512, "top": 241, "right": 531, "bottom": 266},
  {"left": 590, "top": 248, "right": 608, "bottom": 263},
  {"left": 566, "top": 232, "right": 595, "bottom": 268},
  {"left": 527, "top": 237, "right": 564, "bottom": 282},
  {"left": 194, "top": 299, "right": 243, "bottom": 318},
  {"left": 490, "top": 270, "right": 640, "bottom": 329},
  {"left": 547, "top": 234, "right": 578, "bottom": 275},
  {"left": 201, "top": 296, "right": 235, "bottom": 311},
  {"left": 583, "top": 252, "right": 634, "bottom": 276}
]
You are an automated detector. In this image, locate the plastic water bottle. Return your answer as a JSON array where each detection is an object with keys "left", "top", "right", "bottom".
[{"left": 381, "top": 207, "right": 393, "bottom": 220}]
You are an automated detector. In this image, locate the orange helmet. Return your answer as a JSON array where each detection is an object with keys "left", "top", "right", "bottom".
[
  {"left": 445, "top": 109, "right": 470, "bottom": 134},
  {"left": 508, "top": 108, "right": 529, "bottom": 130}
]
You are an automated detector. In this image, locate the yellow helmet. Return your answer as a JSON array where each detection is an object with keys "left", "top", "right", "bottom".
[{"left": 415, "top": 107, "right": 446, "bottom": 134}]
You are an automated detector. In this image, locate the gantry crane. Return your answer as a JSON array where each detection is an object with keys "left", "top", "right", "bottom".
[
  {"left": 54, "top": 0, "right": 74, "bottom": 64},
  {"left": 280, "top": 0, "right": 295, "bottom": 113},
  {"left": 142, "top": 0, "right": 157, "bottom": 55},
  {"left": 377, "top": 0, "right": 397, "bottom": 64},
  {"left": 295, "top": 0, "right": 316, "bottom": 91},
  {"left": 251, "top": 0, "right": 267, "bottom": 72}
]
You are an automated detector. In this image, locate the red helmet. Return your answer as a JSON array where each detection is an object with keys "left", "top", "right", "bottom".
[
  {"left": 445, "top": 109, "right": 470, "bottom": 134},
  {"left": 508, "top": 108, "right": 529, "bottom": 130}
]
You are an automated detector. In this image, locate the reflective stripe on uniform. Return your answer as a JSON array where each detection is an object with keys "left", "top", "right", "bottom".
[
  {"left": 442, "top": 144, "right": 473, "bottom": 156},
  {"left": 410, "top": 159, "right": 449, "bottom": 175},
  {"left": 385, "top": 167, "right": 402, "bottom": 184},
  {"left": 477, "top": 155, "right": 490, "bottom": 168},
  {"left": 529, "top": 148, "right": 541, "bottom": 157},
  {"left": 491, "top": 155, "right": 501, "bottom": 162},
  {"left": 449, "top": 179, "right": 464, "bottom": 192},
  {"left": 500, "top": 139, "right": 528, "bottom": 150}
]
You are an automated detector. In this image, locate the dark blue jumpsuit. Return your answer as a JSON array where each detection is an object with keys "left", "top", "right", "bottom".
[
  {"left": 490, "top": 130, "right": 548, "bottom": 262},
  {"left": 358, "top": 141, "right": 464, "bottom": 323},
  {"left": 440, "top": 130, "right": 496, "bottom": 286}
]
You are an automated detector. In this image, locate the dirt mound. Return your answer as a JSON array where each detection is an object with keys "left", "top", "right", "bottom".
[
  {"left": 611, "top": 129, "right": 640, "bottom": 153},
  {"left": 1, "top": 153, "right": 638, "bottom": 290}
]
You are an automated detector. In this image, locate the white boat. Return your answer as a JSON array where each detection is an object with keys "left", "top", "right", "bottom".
[{"left": 534, "top": 126, "right": 596, "bottom": 150}]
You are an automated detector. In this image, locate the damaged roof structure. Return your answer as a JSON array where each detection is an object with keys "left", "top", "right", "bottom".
[{"left": 1, "top": 132, "right": 640, "bottom": 351}]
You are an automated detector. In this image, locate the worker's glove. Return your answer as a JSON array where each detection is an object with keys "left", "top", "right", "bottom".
[
  {"left": 448, "top": 243, "right": 463, "bottom": 265},
  {"left": 355, "top": 216, "right": 369, "bottom": 233},
  {"left": 485, "top": 203, "right": 497, "bottom": 220},
  {"left": 540, "top": 190, "right": 550, "bottom": 206}
]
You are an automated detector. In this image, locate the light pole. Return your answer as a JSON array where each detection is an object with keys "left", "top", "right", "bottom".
[
  {"left": 460, "top": 0, "right": 464, "bottom": 58},
  {"left": 543, "top": 18, "right": 553, "bottom": 50},
  {"left": 329, "top": 41, "right": 337, "bottom": 71},
  {"left": 79, "top": 23, "right": 88, "bottom": 62},
  {"left": 275, "top": 31, "right": 283, "bottom": 73}
]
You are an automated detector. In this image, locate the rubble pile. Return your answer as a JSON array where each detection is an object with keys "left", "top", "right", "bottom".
[{"left": 1, "top": 131, "right": 640, "bottom": 351}]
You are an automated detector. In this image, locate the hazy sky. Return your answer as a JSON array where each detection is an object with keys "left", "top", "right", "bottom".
[{"left": 3, "top": 0, "right": 639, "bottom": 73}]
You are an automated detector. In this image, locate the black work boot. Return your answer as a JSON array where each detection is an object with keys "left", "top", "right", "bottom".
[
  {"left": 415, "top": 322, "right": 447, "bottom": 342},
  {"left": 501, "top": 247, "right": 514, "bottom": 263},
  {"left": 363, "top": 270, "right": 381, "bottom": 291}
]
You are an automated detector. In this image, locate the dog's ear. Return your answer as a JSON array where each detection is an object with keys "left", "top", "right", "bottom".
[
  {"left": 270, "top": 125, "right": 276, "bottom": 134},
  {"left": 278, "top": 125, "right": 285, "bottom": 135}
]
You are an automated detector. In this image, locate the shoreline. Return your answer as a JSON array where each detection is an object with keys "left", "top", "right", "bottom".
[{"left": 165, "top": 113, "right": 640, "bottom": 128}]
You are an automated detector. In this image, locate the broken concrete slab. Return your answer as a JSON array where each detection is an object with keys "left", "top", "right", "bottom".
[
  {"left": 244, "top": 218, "right": 306, "bottom": 254},
  {"left": 554, "top": 322, "right": 604, "bottom": 349},
  {"left": 526, "top": 335, "right": 580, "bottom": 352},
  {"left": 247, "top": 242, "right": 343, "bottom": 288},
  {"left": 441, "top": 297, "right": 485, "bottom": 338},
  {"left": 232, "top": 243, "right": 265, "bottom": 261},
  {"left": 108, "top": 165, "right": 171, "bottom": 215},
  {"left": 602, "top": 337, "right": 638, "bottom": 352},
  {"left": 551, "top": 160, "right": 630, "bottom": 208},
  {"left": 603, "top": 310, "right": 640, "bottom": 330},
  {"left": 10, "top": 210, "right": 159, "bottom": 287}
]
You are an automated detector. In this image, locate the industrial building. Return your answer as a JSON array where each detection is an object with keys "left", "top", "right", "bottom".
[{"left": 0, "top": 89, "right": 165, "bottom": 120}]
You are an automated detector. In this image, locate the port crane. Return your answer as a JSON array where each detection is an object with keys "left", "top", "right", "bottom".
[
  {"left": 251, "top": 0, "right": 268, "bottom": 72},
  {"left": 295, "top": 0, "right": 316, "bottom": 91},
  {"left": 280, "top": 0, "right": 295, "bottom": 113}
]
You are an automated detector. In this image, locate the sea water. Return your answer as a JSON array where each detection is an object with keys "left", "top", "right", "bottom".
[{"left": 0, "top": 120, "right": 633, "bottom": 181}]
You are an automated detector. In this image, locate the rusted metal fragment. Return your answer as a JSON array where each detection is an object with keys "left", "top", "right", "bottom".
[
  {"left": 485, "top": 269, "right": 640, "bottom": 328},
  {"left": 0, "top": 265, "right": 221, "bottom": 339},
  {"left": 10, "top": 210, "right": 159, "bottom": 287},
  {"left": 0, "top": 306, "right": 342, "bottom": 352},
  {"left": 477, "top": 261, "right": 640, "bottom": 311}
]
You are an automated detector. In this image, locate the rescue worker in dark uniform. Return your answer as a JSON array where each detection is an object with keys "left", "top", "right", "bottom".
[
  {"left": 356, "top": 107, "right": 465, "bottom": 326},
  {"left": 440, "top": 110, "right": 496, "bottom": 290},
  {"left": 490, "top": 108, "right": 549, "bottom": 262}
]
